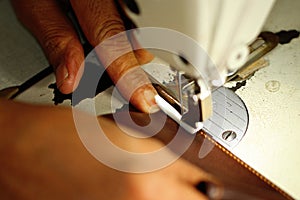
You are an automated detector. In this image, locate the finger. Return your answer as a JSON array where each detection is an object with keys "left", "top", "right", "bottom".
[
  {"left": 180, "top": 183, "right": 210, "bottom": 200},
  {"left": 133, "top": 49, "right": 154, "bottom": 65},
  {"left": 175, "top": 159, "right": 223, "bottom": 199},
  {"left": 128, "top": 31, "right": 155, "bottom": 65},
  {"left": 70, "top": 0, "right": 158, "bottom": 113},
  {"left": 106, "top": 53, "right": 159, "bottom": 113},
  {"left": 11, "top": 0, "right": 85, "bottom": 94}
]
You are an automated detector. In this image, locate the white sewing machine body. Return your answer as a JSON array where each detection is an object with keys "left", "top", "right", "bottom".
[
  {"left": 122, "top": 0, "right": 275, "bottom": 84},
  {"left": 121, "top": 0, "right": 276, "bottom": 134}
]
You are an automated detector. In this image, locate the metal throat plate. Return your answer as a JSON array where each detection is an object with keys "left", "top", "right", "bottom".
[
  {"left": 203, "top": 87, "right": 249, "bottom": 149},
  {"left": 142, "top": 62, "right": 249, "bottom": 150}
]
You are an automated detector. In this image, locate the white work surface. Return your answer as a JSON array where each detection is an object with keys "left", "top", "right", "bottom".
[
  {"left": 232, "top": 39, "right": 300, "bottom": 197},
  {"left": 0, "top": 0, "right": 299, "bottom": 198},
  {"left": 231, "top": 1, "right": 300, "bottom": 198}
]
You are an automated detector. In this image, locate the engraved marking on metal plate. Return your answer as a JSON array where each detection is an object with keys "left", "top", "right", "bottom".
[{"left": 203, "top": 87, "right": 249, "bottom": 149}]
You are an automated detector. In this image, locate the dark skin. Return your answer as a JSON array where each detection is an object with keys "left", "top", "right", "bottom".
[{"left": 11, "top": 0, "right": 157, "bottom": 113}]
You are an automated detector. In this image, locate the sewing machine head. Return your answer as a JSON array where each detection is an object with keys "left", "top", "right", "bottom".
[{"left": 119, "top": 0, "right": 276, "bottom": 137}]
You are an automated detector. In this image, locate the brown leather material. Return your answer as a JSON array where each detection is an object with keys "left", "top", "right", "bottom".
[
  {"left": 102, "top": 111, "right": 293, "bottom": 200},
  {"left": 183, "top": 132, "right": 291, "bottom": 200}
]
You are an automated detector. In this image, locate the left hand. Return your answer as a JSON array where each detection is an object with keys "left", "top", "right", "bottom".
[{"left": 11, "top": 0, "right": 158, "bottom": 113}]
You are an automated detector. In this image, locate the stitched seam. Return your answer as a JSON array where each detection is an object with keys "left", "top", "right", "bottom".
[{"left": 199, "top": 131, "right": 293, "bottom": 200}]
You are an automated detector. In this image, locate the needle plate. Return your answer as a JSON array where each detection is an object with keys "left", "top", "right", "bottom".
[{"left": 203, "top": 87, "right": 249, "bottom": 149}]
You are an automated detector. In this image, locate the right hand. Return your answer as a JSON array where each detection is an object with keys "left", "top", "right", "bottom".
[{"left": 0, "top": 99, "right": 222, "bottom": 199}]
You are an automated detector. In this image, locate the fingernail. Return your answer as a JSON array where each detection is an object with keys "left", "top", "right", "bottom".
[
  {"left": 56, "top": 65, "right": 69, "bottom": 89},
  {"left": 149, "top": 104, "right": 160, "bottom": 113},
  {"left": 144, "top": 90, "right": 160, "bottom": 113},
  {"left": 196, "top": 181, "right": 222, "bottom": 199}
]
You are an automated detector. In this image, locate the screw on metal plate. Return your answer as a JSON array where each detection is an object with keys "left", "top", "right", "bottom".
[{"left": 222, "top": 131, "right": 237, "bottom": 142}]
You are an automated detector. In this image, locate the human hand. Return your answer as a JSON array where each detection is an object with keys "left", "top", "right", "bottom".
[
  {"left": 11, "top": 0, "right": 158, "bottom": 113},
  {"left": 0, "top": 99, "right": 222, "bottom": 199}
]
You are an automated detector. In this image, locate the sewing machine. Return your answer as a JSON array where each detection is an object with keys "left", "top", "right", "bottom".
[{"left": 120, "top": 0, "right": 276, "bottom": 148}]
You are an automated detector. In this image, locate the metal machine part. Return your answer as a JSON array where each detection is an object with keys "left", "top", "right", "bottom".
[
  {"left": 143, "top": 31, "right": 276, "bottom": 137},
  {"left": 147, "top": 69, "right": 212, "bottom": 133},
  {"left": 144, "top": 62, "right": 248, "bottom": 148},
  {"left": 145, "top": 65, "right": 248, "bottom": 149},
  {"left": 227, "top": 32, "right": 279, "bottom": 81},
  {"left": 203, "top": 87, "right": 248, "bottom": 149},
  {"left": 147, "top": 70, "right": 204, "bottom": 133}
]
